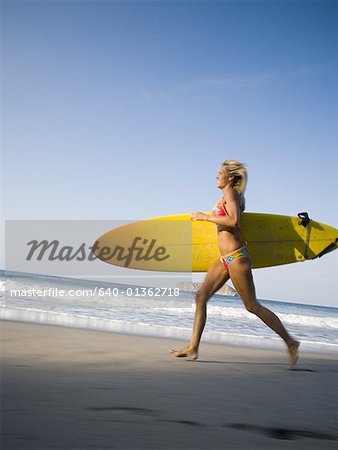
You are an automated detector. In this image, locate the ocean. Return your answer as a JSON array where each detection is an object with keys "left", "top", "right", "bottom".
[{"left": 1, "top": 270, "right": 338, "bottom": 354}]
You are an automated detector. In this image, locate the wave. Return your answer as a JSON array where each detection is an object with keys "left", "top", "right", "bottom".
[
  {"left": 2, "top": 277, "right": 338, "bottom": 330},
  {"left": 2, "top": 271, "right": 338, "bottom": 355},
  {"left": 154, "top": 305, "right": 338, "bottom": 329},
  {"left": 2, "top": 307, "right": 337, "bottom": 355}
]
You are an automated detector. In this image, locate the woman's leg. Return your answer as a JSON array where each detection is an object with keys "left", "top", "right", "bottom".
[
  {"left": 228, "top": 256, "right": 300, "bottom": 368},
  {"left": 170, "top": 259, "right": 230, "bottom": 360}
]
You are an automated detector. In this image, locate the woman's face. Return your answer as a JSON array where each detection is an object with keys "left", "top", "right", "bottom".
[{"left": 216, "top": 166, "right": 232, "bottom": 189}]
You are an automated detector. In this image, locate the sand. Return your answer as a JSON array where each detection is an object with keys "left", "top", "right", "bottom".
[{"left": 1, "top": 320, "right": 338, "bottom": 450}]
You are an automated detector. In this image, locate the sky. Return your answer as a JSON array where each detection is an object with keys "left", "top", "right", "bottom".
[{"left": 1, "top": 0, "right": 337, "bottom": 306}]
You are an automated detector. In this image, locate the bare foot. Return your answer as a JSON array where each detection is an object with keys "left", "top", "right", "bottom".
[
  {"left": 169, "top": 345, "right": 198, "bottom": 361},
  {"left": 287, "top": 340, "right": 300, "bottom": 369}
]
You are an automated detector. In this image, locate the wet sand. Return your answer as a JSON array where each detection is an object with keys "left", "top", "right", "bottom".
[{"left": 1, "top": 320, "right": 338, "bottom": 449}]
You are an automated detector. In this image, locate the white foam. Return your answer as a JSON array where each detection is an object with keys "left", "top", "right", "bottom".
[
  {"left": 211, "top": 305, "right": 338, "bottom": 329},
  {"left": 2, "top": 306, "right": 338, "bottom": 355}
]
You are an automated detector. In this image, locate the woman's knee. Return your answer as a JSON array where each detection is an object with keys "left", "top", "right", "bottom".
[
  {"left": 245, "top": 301, "right": 261, "bottom": 314},
  {"left": 195, "top": 289, "right": 208, "bottom": 306}
]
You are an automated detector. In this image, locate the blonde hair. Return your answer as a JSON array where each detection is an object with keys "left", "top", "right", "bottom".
[{"left": 222, "top": 159, "right": 247, "bottom": 212}]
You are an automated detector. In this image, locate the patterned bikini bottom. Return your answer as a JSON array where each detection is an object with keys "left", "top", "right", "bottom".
[{"left": 219, "top": 246, "right": 249, "bottom": 270}]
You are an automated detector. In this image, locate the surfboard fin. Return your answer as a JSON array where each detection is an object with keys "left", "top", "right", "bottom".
[{"left": 298, "top": 212, "right": 311, "bottom": 228}]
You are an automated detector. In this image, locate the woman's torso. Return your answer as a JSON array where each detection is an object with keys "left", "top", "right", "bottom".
[{"left": 211, "top": 195, "right": 243, "bottom": 255}]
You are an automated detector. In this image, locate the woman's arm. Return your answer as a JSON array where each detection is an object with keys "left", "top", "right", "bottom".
[{"left": 190, "top": 189, "right": 240, "bottom": 228}]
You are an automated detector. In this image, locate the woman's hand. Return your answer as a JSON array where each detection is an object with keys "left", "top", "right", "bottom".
[{"left": 190, "top": 212, "right": 208, "bottom": 221}]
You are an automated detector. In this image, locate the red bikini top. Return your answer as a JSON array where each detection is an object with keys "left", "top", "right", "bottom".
[{"left": 211, "top": 198, "right": 227, "bottom": 216}]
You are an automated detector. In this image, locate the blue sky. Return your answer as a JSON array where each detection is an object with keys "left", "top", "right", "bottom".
[{"left": 1, "top": 0, "right": 337, "bottom": 306}]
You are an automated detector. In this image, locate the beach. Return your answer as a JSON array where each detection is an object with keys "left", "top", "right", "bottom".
[{"left": 1, "top": 320, "right": 338, "bottom": 450}]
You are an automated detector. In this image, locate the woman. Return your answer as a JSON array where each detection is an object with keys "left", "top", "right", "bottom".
[{"left": 170, "top": 160, "right": 300, "bottom": 369}]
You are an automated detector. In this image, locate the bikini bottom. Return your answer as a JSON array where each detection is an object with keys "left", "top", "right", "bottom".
[{"left": 219, "top": 245, "right": 249, "bottom": 270}]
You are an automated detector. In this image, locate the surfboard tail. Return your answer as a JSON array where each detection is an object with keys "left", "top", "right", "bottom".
[{"left": 315, "top": 238, "right": 338, "bottom": 259}]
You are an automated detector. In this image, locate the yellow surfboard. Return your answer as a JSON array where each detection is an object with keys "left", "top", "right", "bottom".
[{"left": 93, "top": 212, "right": 337, "bottom": 272}]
